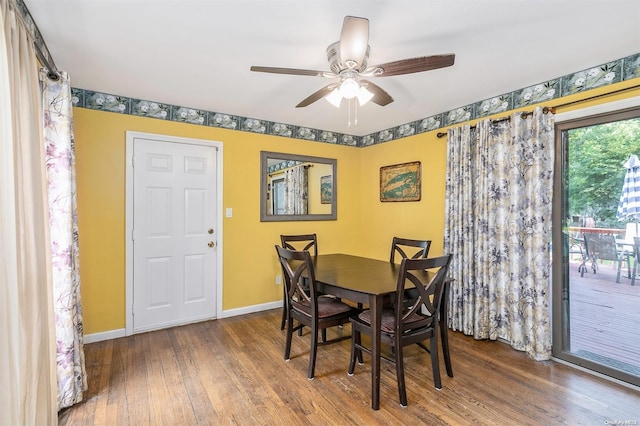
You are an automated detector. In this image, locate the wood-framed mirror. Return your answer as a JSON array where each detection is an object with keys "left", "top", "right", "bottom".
[{"left": 260, "top": 151, "right": 337, "bottom": 222}]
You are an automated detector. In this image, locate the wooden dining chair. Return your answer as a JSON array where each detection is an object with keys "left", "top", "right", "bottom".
[
  {"left": 275, "top": 245, "right": 356, "bottom": 379},
  {"left": 389, "top": 237, "right": 436, "bottom": 354},
  {"left": 348, "top": 254, "right": 452, "bottom": 407},
  {"left": 279, "top": 234, "right": 318, "bottom": 330},
  {"left": 389, "top": 236, "right": 453, "bottom": 376},
  {"left": 390, "top": 237, "right": 432, "bottom": 263}
]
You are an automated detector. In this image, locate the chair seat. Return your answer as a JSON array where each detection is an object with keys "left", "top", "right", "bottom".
[
  {"left": 357, "top": 309, "right": 433, "bottom": 334},
  {"left": 293, "top": 296, "right": 353, "bottom": 319}
]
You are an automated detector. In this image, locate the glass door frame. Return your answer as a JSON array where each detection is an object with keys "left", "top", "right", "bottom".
[{"left": 552, "top": 97, "right": 640, "bottom": 387}]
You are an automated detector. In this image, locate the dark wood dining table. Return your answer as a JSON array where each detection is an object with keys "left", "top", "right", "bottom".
[{"left": 311, "top": 253, "right": 450, "bottom": 410}]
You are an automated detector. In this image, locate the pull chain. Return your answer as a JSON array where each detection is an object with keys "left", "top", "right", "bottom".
[
  {"left": 354, "top": 97, "right": 358, "bottom": 126},
  {"left": 347, "top": 98, "right": 359, "bottom": 127}
]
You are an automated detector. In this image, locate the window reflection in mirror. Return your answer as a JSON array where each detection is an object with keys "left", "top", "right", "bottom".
[
  {"left": 271, "top": 177, "right": 286, "bottom": 215},
  {"left": 260, "top": 151, "right": 337, "bottom": 222}
]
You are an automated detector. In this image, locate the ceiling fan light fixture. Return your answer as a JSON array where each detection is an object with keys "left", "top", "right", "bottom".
[
  {"left": 356, "top": 85, "right": 374, "bottom": 106},
  {"left": 339, "top": 78, "right": 360, "bottom": 99},
  {"left": 325, "top": 88, "right": 343, "bottom": 107},
  {"left": 251, "top": 16, "right": 454, "bottom": 110}
]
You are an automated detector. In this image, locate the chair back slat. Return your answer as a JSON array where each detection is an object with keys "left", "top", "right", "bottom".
[
  {"left": 280, "top": 234, "right": 318, "bottom": 256},
  {"left": 275, "top": 245, "right": 317, "bottom": 313},
  {"left": 390, "top": 237, "right": 431, "bottom": 263},
  {"left": 395, "top": 255, "right": 451, "bottom": 333}
]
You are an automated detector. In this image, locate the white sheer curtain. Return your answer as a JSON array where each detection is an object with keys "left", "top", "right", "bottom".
[
  {"left": 42, "top": 69, "right": 87, "bottom": 409},
  {"left": 0, "top": 0, "right": 58, "bottom": 423},
  {"left": 284, "top": 164, "right": 308, "bottom": 215},
  {"left": 444, "top": 107, "right": 555, "bottom": 360}
]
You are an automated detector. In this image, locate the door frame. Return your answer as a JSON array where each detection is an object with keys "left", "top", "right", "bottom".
[
  {"left": 124, "top": 131, "right": 223, "bottom": 336},
  {"left": 552, "top": 95, "right": 640, "bottom": 386}
]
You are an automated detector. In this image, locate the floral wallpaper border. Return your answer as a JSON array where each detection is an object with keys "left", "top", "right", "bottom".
[
  {"left": 267, "top": 160, "right": 303, "bottom": 174},
  {"left": 70, "top": 52, "right": 640, "bottom": 148},
  {"left": 14, "top": 0, "right": 58, "bottom": 74}
]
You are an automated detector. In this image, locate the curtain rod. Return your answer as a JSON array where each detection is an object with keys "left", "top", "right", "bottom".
[
  {"left": 34, "top": 43, "right": 59, "bottom": 81},
  {"left": 268, "top": 163, "right": 313, "bottom": 177},
  {"left": 547, "top": 83, "right": 640, "bottom": 111},
  {"left": 436, "top": 107, "right": 552, "bottom": 138}
]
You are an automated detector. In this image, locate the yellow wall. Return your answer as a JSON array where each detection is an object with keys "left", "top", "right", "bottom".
[
  {"left": 357, "top": 132, "right": 448, "bottom": 261},
  {"left": 74, "top": 108, "right": 363, "bottom": 334},
  {"left": 74, "top": 79, "right": 640, "bottom": 335}
]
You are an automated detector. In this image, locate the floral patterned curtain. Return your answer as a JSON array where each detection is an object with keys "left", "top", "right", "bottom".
[
  {"left": 444, "top": 107, "right": 554, "bottom": 360},
  {"left": 284, "top": 164, "right": 308, "bottom": 215},
  {"left": 41, "top": 70, "right": 87, "bottom": 409}
]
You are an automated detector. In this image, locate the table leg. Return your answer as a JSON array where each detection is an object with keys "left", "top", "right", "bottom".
[{"left": 370, "top": 294, "right": 381, "bottom": 410}]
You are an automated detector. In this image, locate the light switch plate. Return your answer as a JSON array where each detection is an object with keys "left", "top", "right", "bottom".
[{"left": 225, "top": 208, "right": 232, "bottom": 217}]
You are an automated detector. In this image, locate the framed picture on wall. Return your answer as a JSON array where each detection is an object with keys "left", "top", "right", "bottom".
[
  {"left": 320, "top": 175, "right": 332, "bottom": 204},
  {"left": 380, "top": 161, "right": 421, "bottom": 202}
]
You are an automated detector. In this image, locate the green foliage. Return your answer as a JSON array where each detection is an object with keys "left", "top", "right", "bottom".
[{"left": 568, "top": 117, "right": 640, "bottom": 228}]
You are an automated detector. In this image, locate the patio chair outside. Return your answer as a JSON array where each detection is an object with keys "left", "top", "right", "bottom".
[{"left": 580, "top": 233, "right": 631, "bottom": 283}]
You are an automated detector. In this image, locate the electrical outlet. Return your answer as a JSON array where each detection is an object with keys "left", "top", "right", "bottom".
[{"left": 275, "top": 274, "right": 282, "bottom": 285}]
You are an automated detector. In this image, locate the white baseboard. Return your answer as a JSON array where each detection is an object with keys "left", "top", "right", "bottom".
[
  {"left": 83, "top": 328, "right": 126, "bottom": 344},
  {"left": 220, "top": 301, "right": 282, "bottom": 318},
  {"left": 82, "top": 301, "right": 282, "bottom": 343}
]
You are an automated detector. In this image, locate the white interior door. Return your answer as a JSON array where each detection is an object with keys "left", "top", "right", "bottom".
[{"left": 130, "top": 134, "right": 218, "bottom": 333}]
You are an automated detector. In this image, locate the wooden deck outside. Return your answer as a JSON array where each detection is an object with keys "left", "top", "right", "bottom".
[{"left": 568, "top": 255, "right": 640, "bottom": 375}]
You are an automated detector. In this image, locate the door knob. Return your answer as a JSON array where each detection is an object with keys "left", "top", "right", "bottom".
[{"left": 208, "top": 241, "right": 215, "bottom": 248}]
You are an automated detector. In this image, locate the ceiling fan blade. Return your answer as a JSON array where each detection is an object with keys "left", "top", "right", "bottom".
[
  {"left": 360, "top": 80, "right": 393, "bottom": 106},
  {"left": 339, "top": 16, "right": 369, "bottom": 69},
  {"left": 250, "top": 66, "right": 330, "bottom": 77},
  {"left": 373, "top": 54, "right": 455, "bottom": 77},
  {"left": 296, "top": 84, "right": 339, "bottom": 108}
]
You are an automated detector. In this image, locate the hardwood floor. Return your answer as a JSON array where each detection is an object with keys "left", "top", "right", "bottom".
[{"left": 59, "top": 309, "right": 640, "bottom": 425}]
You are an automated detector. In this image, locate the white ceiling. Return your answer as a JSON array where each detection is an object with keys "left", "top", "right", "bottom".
[{"left": 25, "top": 0, "right": 640, "bottom": 137}]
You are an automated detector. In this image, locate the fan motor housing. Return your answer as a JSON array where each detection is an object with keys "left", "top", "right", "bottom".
[{"left": 326, "top": 41, "right": 370, "bottom": 74}]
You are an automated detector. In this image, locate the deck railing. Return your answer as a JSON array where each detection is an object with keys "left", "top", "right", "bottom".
[{"left": 567, "top": 226, "right": 625, "bottom": 237}]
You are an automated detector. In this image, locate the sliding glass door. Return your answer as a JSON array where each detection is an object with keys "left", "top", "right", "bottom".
[{"left": 553, "top": 105, "right": 640, "bottom": 387}]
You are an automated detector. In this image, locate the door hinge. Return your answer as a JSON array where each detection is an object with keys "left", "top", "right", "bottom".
[
  {"left": 131, "top": 304, "right": 135, "bottom": 315},
  {"left": 131, "top": 155, "right": 135, "bottom": 167}
]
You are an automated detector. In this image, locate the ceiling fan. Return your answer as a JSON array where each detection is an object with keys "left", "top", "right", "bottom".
[{"left": 250, "top": 16, "right": 455, "bottom": 109}]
